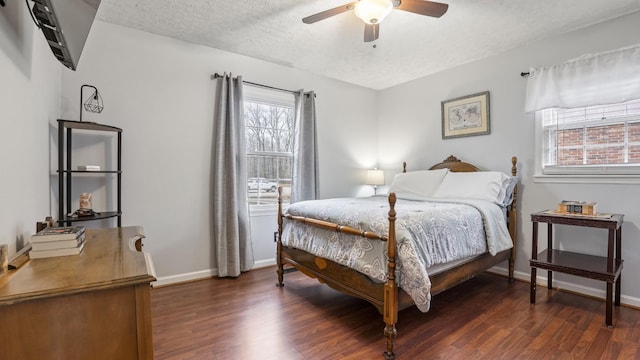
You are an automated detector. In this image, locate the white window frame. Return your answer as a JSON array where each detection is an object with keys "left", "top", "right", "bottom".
[
  {"left": 534, "top": 101, "right": 640, "bottom": 184},
  {"left": 244, "top": 85, "right": 295, "bottom": 213}
]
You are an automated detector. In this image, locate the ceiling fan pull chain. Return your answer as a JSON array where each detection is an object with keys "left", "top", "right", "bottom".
[{"left": 373, "top": 23, "right": 377, "bottom": 48}]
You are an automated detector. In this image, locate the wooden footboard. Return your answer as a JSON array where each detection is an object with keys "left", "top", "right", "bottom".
[
  {"left": 276, "top": 191, "right": 402, "bottom": 313},
  {"left": 276, "top": 156, "right": 518, "bottom": 360}
]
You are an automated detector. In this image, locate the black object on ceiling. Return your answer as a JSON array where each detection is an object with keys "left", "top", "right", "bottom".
[{"left": 30, "top": 0, "right": 101, "bottom": 70}]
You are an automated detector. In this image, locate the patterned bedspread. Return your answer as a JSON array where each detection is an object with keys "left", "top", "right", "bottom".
[{"left": 281, "top": 196, "right": 513, "bottom": 312}]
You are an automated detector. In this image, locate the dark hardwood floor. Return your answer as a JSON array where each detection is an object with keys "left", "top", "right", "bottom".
[{"left": 151, "top": 266, "right": 640, "bottom": 359}]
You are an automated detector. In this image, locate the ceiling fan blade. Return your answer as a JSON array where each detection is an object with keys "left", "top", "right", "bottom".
[
  {"left": 302, "top": 2, "right": 357, "bottom": 24},
  {"left": 364, "top": 23, "right": 379, "bottom": 42},
  {"left": 395, "top": 0, "right": 448, "bottom": 18}
]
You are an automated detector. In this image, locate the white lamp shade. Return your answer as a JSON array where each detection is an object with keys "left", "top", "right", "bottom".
[
  {"left": 354, "top": 0, "right": 393, "bottom": 24},
  {"left": 366, "top": 169, "right": 385, "bottom": 186}
]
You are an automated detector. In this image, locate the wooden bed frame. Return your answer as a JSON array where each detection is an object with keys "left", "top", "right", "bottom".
[{"left": 276, "top": 155, "right": 518, "bottom": 359}]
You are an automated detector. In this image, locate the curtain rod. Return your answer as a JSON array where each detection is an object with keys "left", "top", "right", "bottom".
[
  {"left": 211, "top": 73, "right": 300, "bottom": 95},
  {"left": 520, "top": 72, "right": 530, "bottom": 77}
]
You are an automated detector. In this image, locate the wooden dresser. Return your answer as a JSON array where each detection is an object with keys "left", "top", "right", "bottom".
[{"left": 0, "top": 226, "right": 156, "bottom": 360}]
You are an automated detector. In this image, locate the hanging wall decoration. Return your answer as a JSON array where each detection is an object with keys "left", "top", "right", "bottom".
[{"left": 441, "top": 91, "right": 490, "bottom": 139}]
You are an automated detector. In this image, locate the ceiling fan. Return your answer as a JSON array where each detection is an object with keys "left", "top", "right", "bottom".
[{"left": 302, "top": 0, "right": 449, "bottom": 43}]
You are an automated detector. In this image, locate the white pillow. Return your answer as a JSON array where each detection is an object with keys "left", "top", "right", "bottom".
[
  {"left": 501, "top": 176, "right": 517, "bottom": 207},
  {"left": 388, "top": 168, "right": 449, "bottom": 200},
  {"left": 432, "top": 171, "right": 512, "bottom": 204}
]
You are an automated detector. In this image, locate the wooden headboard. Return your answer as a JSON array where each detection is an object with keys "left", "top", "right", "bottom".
[
  {"left": 402, "top": 155, "right": 480, "bottom": 173},
  {"left": 402, "top": 155, "right": 517, "bottom": 176},
  {"left": 428, "top": 155, "right": 481, "bottom": 172}
]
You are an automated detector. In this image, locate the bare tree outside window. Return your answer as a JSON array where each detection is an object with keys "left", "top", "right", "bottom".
[{"left": 244, "top": 99, "right": 294, "bottom": 205}]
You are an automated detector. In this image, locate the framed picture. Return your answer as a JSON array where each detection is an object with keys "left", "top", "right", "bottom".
[{"left": 441, "top": 91, "right": 490, "bottom": 139}]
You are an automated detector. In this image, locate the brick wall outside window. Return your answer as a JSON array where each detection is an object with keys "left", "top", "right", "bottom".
[
  {"left": 542, "top": 99, "right": 640, "bottom": 171},
  {"left": 629, "top": 123, "right": 640, "bottom": 163}
]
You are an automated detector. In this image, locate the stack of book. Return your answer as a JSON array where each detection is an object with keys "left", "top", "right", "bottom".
[
  {"left": 30, "top": 226, "right": 87, "bottom": 259},
  {"left": 556, "top": 200, "right": 597, "bottom": 215}
]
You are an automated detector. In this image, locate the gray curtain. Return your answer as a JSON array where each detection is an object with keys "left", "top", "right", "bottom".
[
  {"left": 212, "top": 73, "right": 254, "bottom": 277},
  {"left": 291, "top": 90, "right": 319, "bottom": 203}
]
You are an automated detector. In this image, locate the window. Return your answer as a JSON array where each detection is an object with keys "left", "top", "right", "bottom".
[
  {"left": 244, "top": 86, "right": 294, "bottom": 206},
  {"left": 539, "top": 99, "right": 640, "bottom": 176},
  {"left": 526, "top": 45, "right": 640, "bottom": 182}
]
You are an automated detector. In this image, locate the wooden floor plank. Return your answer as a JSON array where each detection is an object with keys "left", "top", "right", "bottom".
[{"left": 151, "top": 266, "right": 640, "bottom": 359}]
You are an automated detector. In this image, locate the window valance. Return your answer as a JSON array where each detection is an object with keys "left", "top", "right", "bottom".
[{"left": 525, "top": 44, "right": 640, "bottom": 112}]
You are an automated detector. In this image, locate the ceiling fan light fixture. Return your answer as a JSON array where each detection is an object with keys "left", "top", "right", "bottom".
[{"left": 354, "top": 0, "right": 393, "bottom": 24}]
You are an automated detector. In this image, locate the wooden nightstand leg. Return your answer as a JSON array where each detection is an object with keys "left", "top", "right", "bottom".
[
  {"left": 615, "top": 276, "right": 621, "bottom": 306},
  {"left": 530, "top": 267, "right": 537, "bottom": 304},
  {"left": 547, "top": 223, "right": 553, "bottom": 289},
  {"left": 615, "top": 227, "right": 622, "bottom": 307},
  {"left": 530, "top": 220, "right": 538, "bottom": 304},
  {"left": 606, "top": 282, "right": 613, "bottom": 327}
]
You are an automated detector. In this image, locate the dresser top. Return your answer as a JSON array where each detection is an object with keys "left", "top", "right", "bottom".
[{"left": 0, "top": 226, "right": 155, "bottom": 306}]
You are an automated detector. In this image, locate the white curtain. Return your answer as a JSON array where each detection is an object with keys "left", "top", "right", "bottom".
[
  {"left": 291, "top": 90, "right": 319, "bottom": 203},
  {"left": 525, "top": 43, "right": 640, "bottom": 112},
  {"left": 212, "top": 73, "right": 254, "bottom": 277}
]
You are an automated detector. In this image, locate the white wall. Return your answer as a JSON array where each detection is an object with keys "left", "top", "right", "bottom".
[
  {"left": 378, "top": 11, "right": 640, "bottom": 305},
  {"left": 59, "top": 21, "right": 379, "bottom": 284},
  {"left": 0, "top": 2, "right": 61, "bottom": 256}
]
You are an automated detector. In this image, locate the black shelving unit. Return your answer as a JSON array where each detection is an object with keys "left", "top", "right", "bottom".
[{"left": 57, "top": 119, "right": 122, "bottom": 226}]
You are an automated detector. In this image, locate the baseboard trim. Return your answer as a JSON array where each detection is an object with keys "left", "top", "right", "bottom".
[
  {"left": 154, "top": 269, "right": 217, "bottom": 287},
  {"left": 154, "top": 259, "right": 277, "bottom": 287},
  {"left": 254, "top": 258, "right": 277, "bottom": 269}
]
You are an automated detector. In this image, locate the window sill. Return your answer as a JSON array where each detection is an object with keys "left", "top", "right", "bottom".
[{"left": 534, "top": 173, "right": 640, "bottom": 184}]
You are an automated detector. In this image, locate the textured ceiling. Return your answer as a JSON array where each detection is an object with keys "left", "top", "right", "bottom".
[{"left": 96, "top": 0, "right": 640, "bottom": 90}]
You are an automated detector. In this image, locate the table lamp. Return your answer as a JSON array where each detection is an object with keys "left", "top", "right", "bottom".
[{"left": 366, "top": 168, "right": 384, "bottom": 195}]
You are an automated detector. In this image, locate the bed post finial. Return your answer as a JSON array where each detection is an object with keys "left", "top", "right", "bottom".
[
  {"left": 511, "top": 156, "right": 517, "bottom": 177},
  {"left": 402, "top": 161, "right": 407, "bottom": 173},
  {"left": 384, "top": 192, "right": 398, "bottom": 360}
]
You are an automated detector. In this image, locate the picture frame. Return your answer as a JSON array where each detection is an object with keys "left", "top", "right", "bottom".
[{"left": 441, "top": 91, "right": 490, "bottom": 139}]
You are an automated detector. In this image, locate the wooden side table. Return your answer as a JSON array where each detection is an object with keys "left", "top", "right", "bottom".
[{"left": 529, "top": 210, "right": 624, "bottom": 327}]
